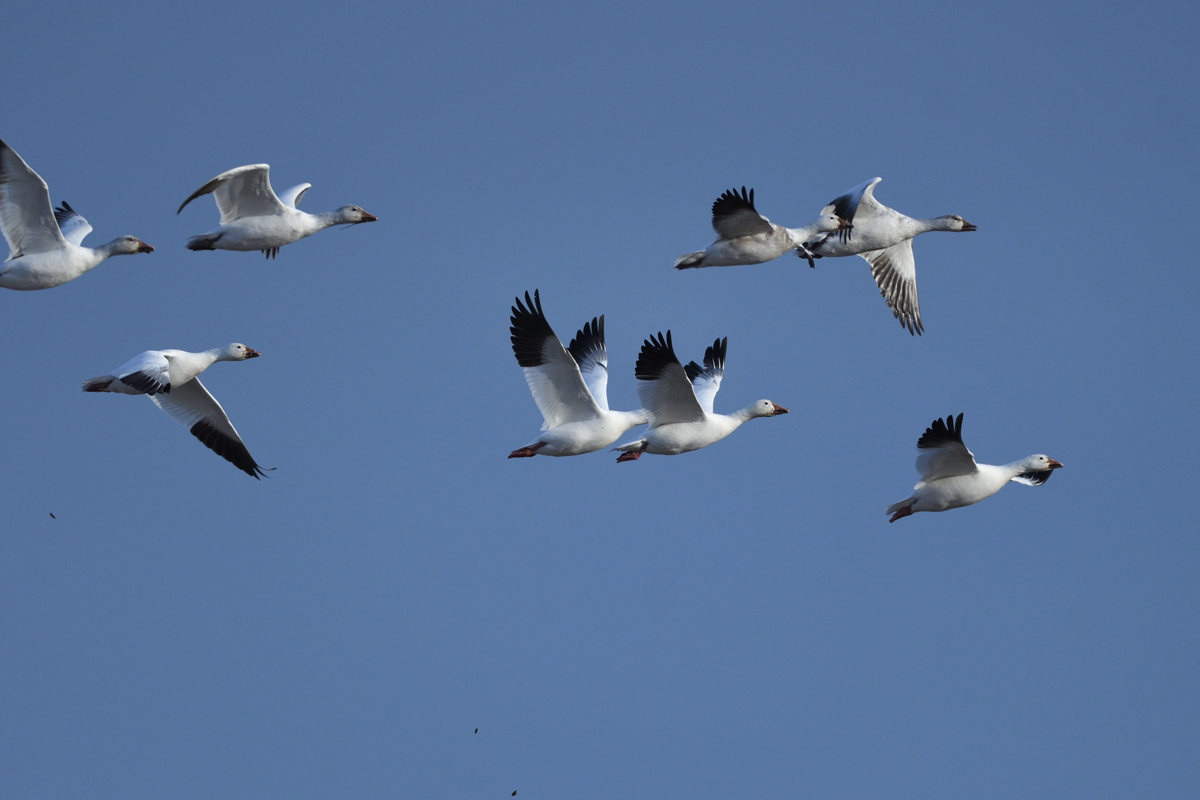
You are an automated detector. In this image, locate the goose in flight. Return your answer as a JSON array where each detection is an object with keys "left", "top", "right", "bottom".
[
  {"left": 84, "top": 344, "right": 271, "bottom": 478},
  {"left": 674, "top": 187, "right": 850, "bottom": 270},
  {"left": 508, "top": 290, "right": 649, "bottom": 458},
  {"left": 178, "top": 164, "right": 377, "bottom": 258},
  {"left": 0, "top": 138, "right": 154, "bottom": 290},
  {"left": 886, "top": 413, "right": 1062, "bottom": 522},
  {"left": 801, "top": 177, "right": 976, "bottom": 335},
  {"left": 613, "top": 332, "right": 787, "bottom": 461}
]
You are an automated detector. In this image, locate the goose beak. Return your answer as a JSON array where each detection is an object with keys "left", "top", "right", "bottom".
[
  {"left": 137, "top": 241, "right": 155, "bottom": 253},
  {"left": 1047, "top": 459, "right": 1063, "bottom": 469},
  {"left": 771, "top": 403, "right": 789, "bottom": 416},
  {"left": 836, "top": 216, "right": 852, "bottom": 230},
  {"left": 360, "top": 211, "right": 379, "bottom": 222},
  {"left": 961, "top": 220, "right": 977, "bottom": 232},
  {"left": 245, "top": 348, "right": 261, "bottom": 359}
]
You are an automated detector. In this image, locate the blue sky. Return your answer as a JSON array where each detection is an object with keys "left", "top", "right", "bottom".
[{"left": 2, "top": 1, "right": 1197, "bottom": 797}]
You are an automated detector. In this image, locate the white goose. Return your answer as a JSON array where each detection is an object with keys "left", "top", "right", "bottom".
[
  {"left": 674, "top": 187, "right": 850, "bottom": 270},
  {"left": 613, "top": 333, "right": 787, "bottom": 462},
  {"left": 802, "top": 177, "right": 976, "bottom": 335},
  {"left": 508, "top": 290, "right": 649, "bottom": 458},
  {"left": 887, "top": 413, "right": 1062, "bottom": 522},
  {"left": 178, "top": 164, "right": 377, "bottom": 258},
  {"left": 0, "top": 138, "right": 154, "bottom": 290},
  {"left": 84, "top": 344, "right": 271, "bottom": 478}
]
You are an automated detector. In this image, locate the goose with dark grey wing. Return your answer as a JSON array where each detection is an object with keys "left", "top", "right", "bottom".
[
  {"left": 508, "top": 290, "right": 649, "bottom": 458},
  {"left": 83, "top": 344, "right": 271, "bottom": 478},
  {"left": 613, "top": 332, "right": 787, "bottom": 461},
  {"left": 674, "top": 186, "right": 849, "bottom": 270},
  {"left": 0, "top": 138, "right": 153, "bottom": 290},
  {"left": 886, "top": 413, "right": 1062, "bottom": 522},
  {"left": 178, "top": 164, "right": 376, "bottom": 258},
  {"left": 800, "top": 177, "right": 976, "bottom": 335}
]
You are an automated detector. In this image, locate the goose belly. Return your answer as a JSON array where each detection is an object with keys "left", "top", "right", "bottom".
[
  {"left": 811, "top": 222, "right": 908, "bottom": 257},
  {"left": 0, "top": 251, "right": 91, "bottom": 290},
  {"left": 914, "top": 474, "right": 1006, "bottom": 512},
  {"left": 644, "top": 419, "right": 738, "bottom": 455},
  {"left": 700, "top": 232, "right": 792, "bottom": 266},
  {"left": 215, "top": 216, "right": 315, "bottom": 250},
  {"left": 538, "top": 418, "right": 631, "bottom": 456}
]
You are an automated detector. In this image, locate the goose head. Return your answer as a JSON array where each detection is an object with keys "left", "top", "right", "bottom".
[
  {"left": 935, "top": 214, "right": 976, "bottom": 232},
  {"left": 815, "top": 214, "right": 852, "bottom": 233},
  {"left": 106, "top": 236, "right": 155, "bottom": 255},
  {"left": 334, "top": 205, "right": 378, "bottom": 224},
  {"left": 220, "top": 343, "right": 261, "bottom": 361},
  {"left": 1028, "top": 455, "right": 1063, "bottom": 471},
  {"left": 751, "top": 400, "right": 789, "bottom": 418}
]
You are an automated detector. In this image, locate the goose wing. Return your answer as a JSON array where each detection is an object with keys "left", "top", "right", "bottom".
[
  {"left": 915, "top": 413, "right": 977, "bottom": 481},
  {"left": 115, "top": 351, "right": 172, "bottom": 395},
  {"left": 177, "top": 164, "right": 286, "bottom": 222},
  {"left": 567, "top": 315, "right": 608, "bottom": 412},
  {"left": 510, "top": 290, "right": 602, "bottom": 430},
  {"left": 683, "top": 337, "right": 726, "bottom": 414},
  {"left": 278, "top": 182, "right": 311, "bottom": 208},
  {"left": 54, "top": 201, "right": 93, "bottom": 247},
  {"left": 150, "top": 377, "right": 269, "bottom": 478},
  {"left": 634, "top": 331, "right": 704, "bottom": 425},
  {"left": 0, "top": 138, "right": 67, "bottom": 257},
  {"left": 861, "top": 239, "right": 922, "bottom": 335},
  {"left": 711, "top": 187, "right": 773, "bottom": 239}
]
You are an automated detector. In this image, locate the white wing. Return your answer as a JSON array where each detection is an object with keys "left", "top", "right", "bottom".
[
  {"left": 0, "top": 138, "right": 67, "bottom": 257},
  {"left": 634, "top": 331, "right": 704, "bottom": 425},
  {"left": 177, "top": 164, "right": 287, "bottom": 222},
  {"left": 914, "top": 413, "right": 977, "bottom": 482},
  {"left": 278, "top": 182, "right": 311, "bottom": 208},
  {"left": 150, "top": 378, "right": 268, "bottom": 478},
  {"left": 510, "top": 291, "right": 602, "bottom": 430},
  {"left": 710, "top": 187, "right": 773, "bottom": 239},
  {"left": 861, "top": 239, "right": 922, "bottom": 335},
  {"left": 566, "top": 315, "right": 608, "bottom": 411},
  {"left": 53, "top": 201, "right": 93, "bottom": 247},
  {"left": 684, "top": 337, "right": 726, "bottom": 414},
  {"left": 821, "top": 177, "right": 883, "bottom": 222},
  {"left": 114, "top": 350, "right": 172, "bottom": 395}
]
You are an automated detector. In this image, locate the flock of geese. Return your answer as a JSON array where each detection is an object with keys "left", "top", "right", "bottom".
[
  {"left": 509, "top": 183, "right": 1062, "bottom": 521},
  {"left": 0, "top": 138, "right": 375, "bottom": 478},
  {"left": 0, "top": 133, "right": 1061, "bottom": 521}
]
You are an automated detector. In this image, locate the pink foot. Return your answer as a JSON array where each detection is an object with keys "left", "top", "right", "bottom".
[
  {"left": 508, "top": 442, "right": 547, "bottom": 459},
  {"left": 615, "top": 450, "right": 642, "bottom": 463}
]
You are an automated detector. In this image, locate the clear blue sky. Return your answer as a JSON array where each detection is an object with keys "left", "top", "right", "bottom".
[{"left": 2, "top": 1, "right": 1197, "bottom": 797}]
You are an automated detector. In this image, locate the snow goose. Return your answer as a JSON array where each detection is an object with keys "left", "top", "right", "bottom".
[
  {"left": 177, "top": 164, "right": 377, "bottom": 258},
  {"left": 0, "top": 138, "right": 154, "bottom": 290},
  {"left": 801, "top": 177, "right": 975, "bottom": 335},
  {"left": 613, "top": 333, "right": 787, "bottom": 461},
  {"left": 887, "top": 413, "right": 1062, "bottom": 522},
  {"left": 674, "top": 187, "right": 850, "bottom": 270},
  {"left": 84, "top": 344, "right": 271, "bottom": 478},
  {"left": 508, "top": 290, "right": 649, "bottom": 458}
]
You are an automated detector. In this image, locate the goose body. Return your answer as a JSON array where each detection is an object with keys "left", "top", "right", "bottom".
[
  {"left": 0, "top": 139, "right": 153, "bottom": 290},
  {"left": 613, "top": 333, "right": 787, "bottom": 461},
  {"left": 803, "top": 178, "right": 975, "bottom": 334},
  {"left": 887, "top": 414, "right": 1062, "bottom": 522},
  {"left": 508, "top": 290, "right": 648, "bottom": 458},
  {"left": 674, "top": 187, "right": 849, "bottom": 270},
  {"left": 83, "top": 344, "right": 270, "bottom": 478},
  {"left": 178, "top": 164, "right": 377, "bottom": 258}
]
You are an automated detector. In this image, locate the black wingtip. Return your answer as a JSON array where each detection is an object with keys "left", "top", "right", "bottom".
[
  {"left": 634, "top": 330, "right": 680, "bottom": 381},
  {"left": 509, "top": 288, "right": 558, "bottom": 368}
]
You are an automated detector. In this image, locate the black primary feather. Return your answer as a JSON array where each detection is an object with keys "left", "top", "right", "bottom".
[
  {"left": 917, "top": 413, "right": 964, "bottom": 449},
  {"left": 711, "top": 186, "right": 757, "bottom": 227},
  {"left": 685, "top": 337, "right": 726, "bottom": 382},
  {"left": 188, "top": 419, "right": 271, "bottom": 478},
  {"left": 509, "top": 289, "right": 558, "bottom": 368},
  {"left": 567, "top": 315, "right": 605, "bottom": 367},
  {"left": 54, "top": 200, "right": 79, "bottom": 226},
  {"left": 634, "top": 331, "right": 681, "bottom": 381},
  {"left": 1015, "top": 469, "right": 1055, "bottom": 486},
  {"left": 119, "top": 370, "right": 170, "bottom": 395}
]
